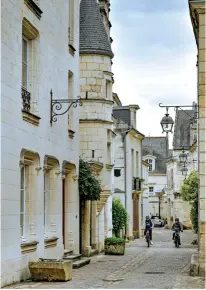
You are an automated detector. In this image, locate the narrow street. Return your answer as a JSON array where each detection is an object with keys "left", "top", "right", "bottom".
[{"left": 6, "top": 229, "right": 205, "bottom": 289}]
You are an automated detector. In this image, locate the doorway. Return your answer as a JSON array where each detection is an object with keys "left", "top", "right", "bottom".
[{"left": 62, "top": 178, "right": 66, "bottom": 247}]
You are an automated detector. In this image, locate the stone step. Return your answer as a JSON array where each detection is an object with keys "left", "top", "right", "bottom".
[
  {"left": 63, "top": 254, "right": 82, "bottom": 262},
  {"left": 72, "top": 257, "right": 91, "bottom": 269},
  {"left": 90, "top": 249, "right": 99, "bottom": 257},
  {"left": 64, "top": 249, "right": 73, "bottom": 256}
]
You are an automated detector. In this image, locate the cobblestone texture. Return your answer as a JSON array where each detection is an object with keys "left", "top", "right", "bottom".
[{"left": 4, "top": 229, "right": 205, "bottom": 289}]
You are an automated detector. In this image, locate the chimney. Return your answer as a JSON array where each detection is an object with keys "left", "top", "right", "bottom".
[{"left": 129, "top": 105, "right": 140, "bottom": 129}]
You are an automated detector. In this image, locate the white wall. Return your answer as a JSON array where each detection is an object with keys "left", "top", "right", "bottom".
[{"left": 1, "top": 0, "right": 80, "bottom": 286}]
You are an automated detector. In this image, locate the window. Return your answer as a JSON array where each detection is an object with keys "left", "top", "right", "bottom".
[
  {"left": 106, "top": 80, "right": 112, "bottom": 99},
  {"left": 44, "top": 172, "right": 49, "bottom": 235},
  {"left": 145, "top": 159, "right": 153, "bottom": 172},
  {"left": 136, "top": 151, "right": 139, "bottom": 176},
  {"left": 22, "top": 37, "right": 28, "bottom": 89},
  {"left": 114, "top": 169, "right": 121, "bottom": 177},
  {"left": 131, "top": 149, "right": 134, "bottom": 176},
  {"left": 92, "top": 150, "right": 95, "bottom": 158},
  {"left": 20, "top": 166, "right": 29, "bottom": 239},
  {"left": 107, "top": 143, "right": 111, "bottom": 164},
  {"left": 68, "top": 71, "right": 74, "bottom": 131},
  {"left": 69, "top": 0, "right": 74, "bottom": 47},
  {"left": 22, "top": 18, "right": 40, "bottom": 120},
  {"left": 149, "top": 187, "right": 154, "bottom": 193}
]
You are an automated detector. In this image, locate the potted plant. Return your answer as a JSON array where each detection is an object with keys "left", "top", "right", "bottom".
[{"left": 104, "top": 237, "right": 125, "bottom": 255}]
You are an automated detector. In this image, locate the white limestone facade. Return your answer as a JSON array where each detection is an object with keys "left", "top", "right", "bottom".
[
  {"left": 1, "top": 0, "right": 80, "bottom": 286},
  {"left": 113, "top": 106, "right": 144, "bottom": 239}
]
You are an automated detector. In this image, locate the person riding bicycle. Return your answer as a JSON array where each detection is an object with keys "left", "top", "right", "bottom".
[
  {"left": 172, "top": 218, "right": 183, "bottom": 245},
  {"left": 144, "top": 216, "right": 153, "bottom": 245}
]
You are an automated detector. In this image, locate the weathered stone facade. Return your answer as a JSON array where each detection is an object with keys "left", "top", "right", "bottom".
[
  {"left": 1, "top": 0, "right": 80, "bottom": 286},
  {"left": 79, "top": 0, "right": 114, "bottom": 255},
  {"left": 189, "top": 0, "right": 206, "bottom": 277}
]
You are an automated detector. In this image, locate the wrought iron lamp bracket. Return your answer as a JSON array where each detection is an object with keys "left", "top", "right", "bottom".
[
  {"left": 50, "top": 90, "right": 83, "bottom": 125},
  {"left": 159, "top": 103, "right": 198, "bottom": 119}
]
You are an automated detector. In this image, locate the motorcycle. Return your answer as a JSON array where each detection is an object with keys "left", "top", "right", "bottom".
[{"left": 173, "top": 229, "right": 180, "bottom": 248}]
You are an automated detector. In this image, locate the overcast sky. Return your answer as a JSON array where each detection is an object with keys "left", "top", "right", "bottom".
[{"left": 110, "top": 0, "right": 197, "bottom": 144}]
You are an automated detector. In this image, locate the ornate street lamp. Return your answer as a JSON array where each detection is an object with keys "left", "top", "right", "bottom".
[
  {"left": 179, "top": 150, "right": 188, "bottom": 164},
  {"left": 160, "top": 107, "right": 174, "bottom": 133},
  {"left": 181, "top": 166, "right": 188, "bottom": 177}
]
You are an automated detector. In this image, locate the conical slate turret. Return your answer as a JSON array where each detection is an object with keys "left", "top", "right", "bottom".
[{"left": 80, "top": 0, "right": 114, "bottom": 58}]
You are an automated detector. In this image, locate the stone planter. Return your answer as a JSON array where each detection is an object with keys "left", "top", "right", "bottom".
[
  {"left": 29, "top": 259, "right": 72, "bottom": 282},
  {"left": 105, "top": 243, "right": 125, "bottom": 255}
]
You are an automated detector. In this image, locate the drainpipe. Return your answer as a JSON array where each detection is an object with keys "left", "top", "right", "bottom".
[{"left": 122, "top": 126, "right": 132, "bottom": 237}]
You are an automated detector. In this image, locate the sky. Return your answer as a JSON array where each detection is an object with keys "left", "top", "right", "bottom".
[{"left": 110, "top": 0, "right": 197, "bottom": 145}]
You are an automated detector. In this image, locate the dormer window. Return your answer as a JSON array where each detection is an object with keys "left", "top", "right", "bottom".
[{"left": 145, "top": 159, "right": 153, "bottom": 171}]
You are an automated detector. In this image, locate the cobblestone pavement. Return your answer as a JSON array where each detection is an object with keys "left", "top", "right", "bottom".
[{"left": 5, "top": 229, "right": 205, "bottom": 289}]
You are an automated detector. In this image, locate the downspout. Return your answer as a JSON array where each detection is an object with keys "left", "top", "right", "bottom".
[{"left": 122, "top": 127, "right": 132, "bottom": 237}]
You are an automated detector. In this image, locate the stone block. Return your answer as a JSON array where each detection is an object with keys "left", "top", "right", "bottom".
[
  {"left": 198, "top": 84, "right": 206, "bottom": 96},
  {"left": 87, "top": 63, "right": 99, "bottom": 71},
  {"left": 199, "top": 14, "right": 206, "bottom": 26},
  {"left": 200, "top": 221, "right": 206, "bottom": 233},
  {"left": 80, "top": 63, "right": 87, "bottom": 70},
  {"left": 87, "top": 78, "right": 96, "bottom": 85},
  {"left": 82, "top": 246, "right": 91, "bottom": 257},
  {"left": 105, "top": 243, "right": 125, "bottom": 255},
  {"left": 199, "top": 38, "right": 206, "bottom": 49},
  {"left": 199, "top": 61, "right": 206, "bottom": 73},
  {"left": 190, "top": 253, "right": 199, "bottom": 276},
  {"left": 29, "top": 260, "right": 72, "bottom": 282},
  {"left": 199, "top": 26, "right": 206, "bottom": 38},
  {"left": 199, "top": 68, "right": 206, "bottom": 85}
]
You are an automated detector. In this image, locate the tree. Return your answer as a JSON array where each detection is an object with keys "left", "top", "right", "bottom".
[
  {"left": 112, "top": 198, "right": 128, "bottom": 237},
  {"left": 78, "top": 158, "right": 101, "bottom": 201},
  {"left": 180, "top": 170, "right": 198, "bottom": 233}
]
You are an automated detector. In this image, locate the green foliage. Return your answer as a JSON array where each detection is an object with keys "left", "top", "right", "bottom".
[
  {"left": 105, "top": 237, "right": 125, "bottom": 245},
  {"left": 78, "top": 158, "right": 101, "bottom": 201},
  {"left": 180, "top": 170, "right": 198, "bottom": 233},
  {"left": 112, "top": 198, "right": 129, "bottom": 237}
]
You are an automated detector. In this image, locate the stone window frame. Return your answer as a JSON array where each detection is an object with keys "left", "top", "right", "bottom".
[
  {"left": 22, "top": 17, "right": 41, "bottom": 126},
  {"left": 68, "top": 0, "right": 76, "bottom": 55},
  {"left": 20, "top": 149, "right": 40, "bottom": 252},
  {"left": 43, "top": 155, "right": 60, "bottom": 239},
  {"left": 68, "top": 71, "right": 75, "bottom": 138}
]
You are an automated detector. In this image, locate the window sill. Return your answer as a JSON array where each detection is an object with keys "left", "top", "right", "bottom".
[
  {"left": 22, "top": 110, "right": 41, "bottom": 126},
  {"left": 24, "top": 0, "right": 43, "bottom": 19},
  {"left": 21, "top": 240, "right": 39, "bottom": 254},
  {"left": 44, "top": 237, "right": 59, "bottom": 249},
  {"left": 69, "top": 44, "right": 76, "bottom": 56},
  {"left": 106, "top": 164, "right": 114, "bottom": 171},
  {"left": 68, "top": 129, "right": 75, "bottom": 139}
]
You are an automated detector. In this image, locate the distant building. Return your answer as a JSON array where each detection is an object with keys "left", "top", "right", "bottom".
[
  {"left": 166, "top": 107, "right": 197, "bottom": 228},
  {"left": 113, "top": 102, "right": 144, "bottom": 239},
  {"left": 142, "top": 137, "right": 170, "bottom": 220}
]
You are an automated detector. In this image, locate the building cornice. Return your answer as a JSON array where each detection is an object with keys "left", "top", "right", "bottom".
[
  {"left": 80, "top": 119, "right": 113, "bottom": 125},
  {"left": 81, "top": 98, "right": 114, "bottom": 105}
]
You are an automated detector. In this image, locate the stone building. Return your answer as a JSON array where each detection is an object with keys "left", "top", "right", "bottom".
[
  {"left": 113, "top": 102, "right": 145, "bottom": 239},
  {"left": 79, "top": 0, "right": 114, "bottom": 255},
  {"left": 166, "top": 108, "right": 197, "bottom": 228},
  {"left": 142, "top": 137, "right": 169, "bottom": 220},
  {"left": 1, "top": 0, "right": 80, "bottom": 286},
  {"left": 189, "top": 0, "right": 206, "bottom": 277}
]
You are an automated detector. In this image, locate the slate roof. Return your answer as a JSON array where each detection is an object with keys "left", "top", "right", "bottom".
[
  {"left": 142, "top": 137, "right": 171, "bottom": 174},
  {"left": 173, "top": 109, "right": 195, "bottom": 150},
  {"left": 80, "top": 0, "right": 114, "bottom": 58},
  {"left": 113, "top": 107, "right": 131, "bottom": 126}
]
